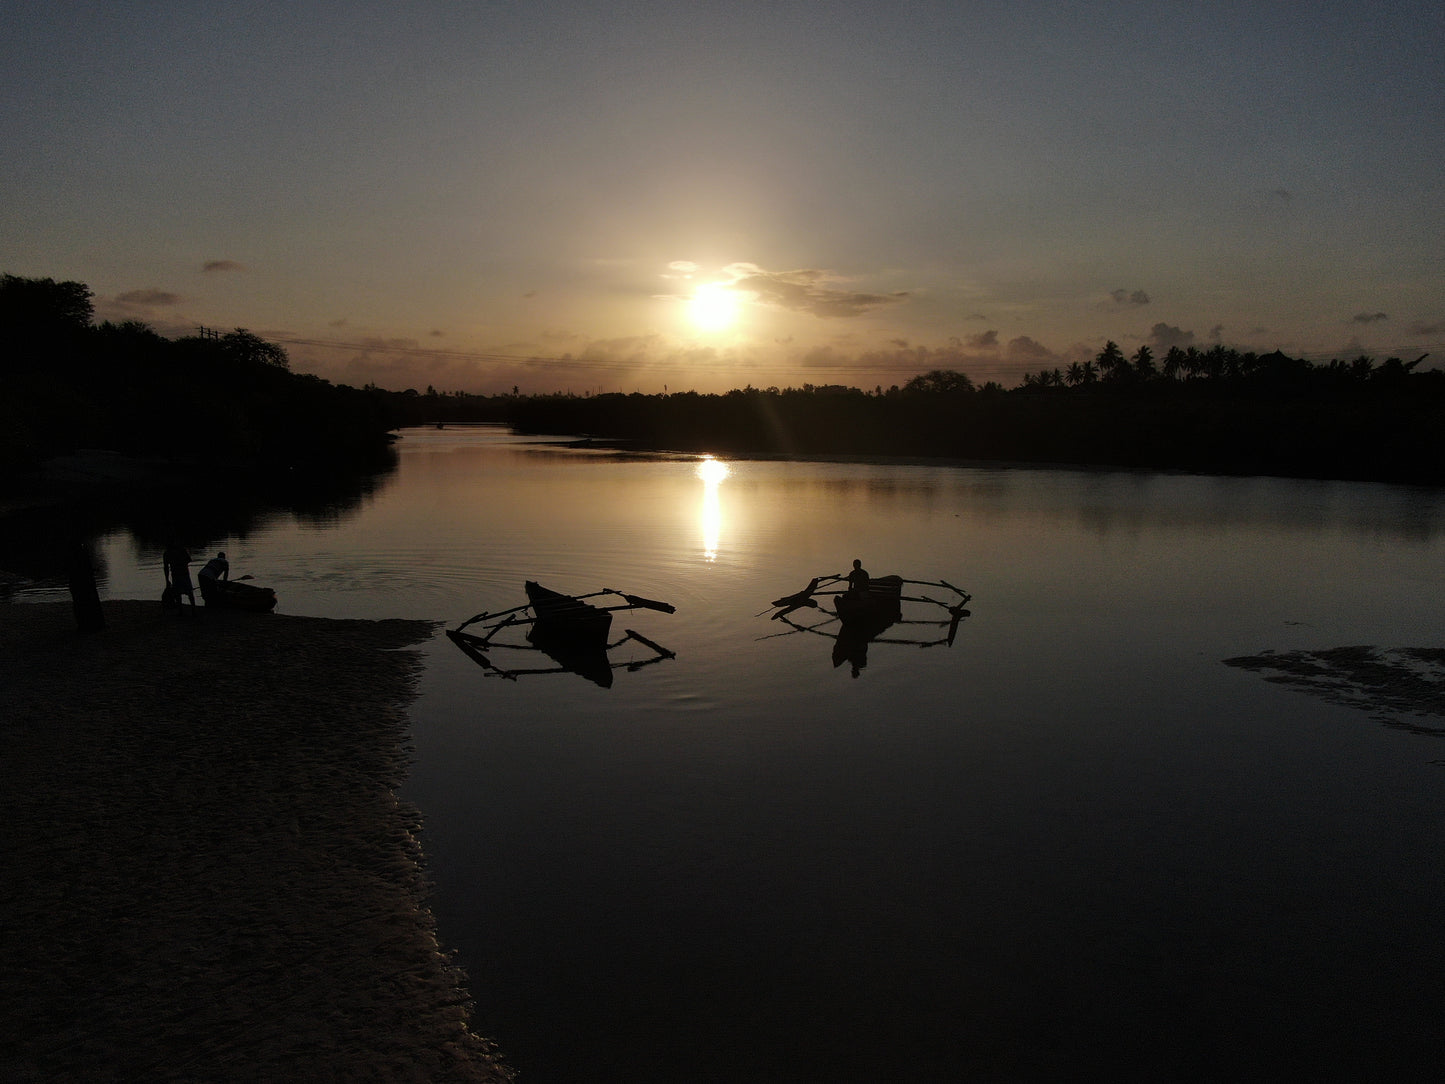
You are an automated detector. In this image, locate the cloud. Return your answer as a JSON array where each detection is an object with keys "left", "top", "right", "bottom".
[
  {"left": 1270, "top": 188, "right": 1292, "bottom": 202},
  {"left": 1005, "top": 336, "right": 1054, "bottom": 362},
  {"left": 1108, "top": 288, "right": 1151, "bottom": 307},
  {"left": 1408, "top": 319, "right": 1445, "bottom": 335},
  {"left": 966, "top": 329, "right": 999, "bottom": 349},
  {"left": 115, "top": 288, "right": 181, "bottom": 306},
  {"left": 1148, "top": 323, "right": 1196, "bottom": 350},
  {"left": 429, "top": 329, "right": 444, "bottom": 338},
  {"left": 724, "top": 264, "right": 908, "bottom": 318},
  {"left": 202, "top": 260, "right": 245, "bottom": 273},
  {"left": 1351, "top": 311, "right": 1388, "bottom": 324}
]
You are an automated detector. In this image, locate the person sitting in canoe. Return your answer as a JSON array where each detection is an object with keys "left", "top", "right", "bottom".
[
  {"left": 198, "top": 551, "right": 230, "bottom": 590},
  {"left": 846, "top": 558, "right": 870, "bottom": 596}
]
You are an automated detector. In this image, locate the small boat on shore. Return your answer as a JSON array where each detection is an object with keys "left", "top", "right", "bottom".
[
  {"left": 448, "top": 582, "right": 677, "bottom": 686},
  {"left": 201, "top": 578, "right": 278, "bottom": 612}
]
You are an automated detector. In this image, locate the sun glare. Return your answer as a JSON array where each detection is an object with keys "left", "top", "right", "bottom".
[
  {"left": 695, "top": 456, "right": 730, "bottom": 560},
  {"left": 696, "top": 456, "right": 731, "bottom": 485},
  {"left": 688, "top": 282, "right": 739, "bottom": 333}
]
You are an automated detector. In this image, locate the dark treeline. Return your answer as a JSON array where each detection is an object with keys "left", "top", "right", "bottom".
[
  {"left": 493, "top": 346, "right": 1442, "bottom": 485},
  {"left": 6, "top": 273, "right": 1442, "bottom": 488},
  {"left": 1, "top": 274, "right": 397, "bottom": 478}
]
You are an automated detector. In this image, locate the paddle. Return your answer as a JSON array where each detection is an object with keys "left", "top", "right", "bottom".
[
  {"left": 612, "top": 591, "right": 677, "bottom": 614},
  {"left": 769, "top": 577, "right": 820, "bottom": 610}
]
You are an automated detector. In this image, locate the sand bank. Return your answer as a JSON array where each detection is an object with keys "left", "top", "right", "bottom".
[{"left": 0, "top": 600, "right": 512, "bottom": 1082}]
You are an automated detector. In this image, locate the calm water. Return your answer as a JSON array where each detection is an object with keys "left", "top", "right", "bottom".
[{"left": 24, "top": 425, "right": 1445, "bottom": 1080}]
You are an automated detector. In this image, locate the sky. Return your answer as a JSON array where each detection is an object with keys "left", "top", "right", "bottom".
[{"left": 3, "top": 1, "right": 1442, "bottom": 395}]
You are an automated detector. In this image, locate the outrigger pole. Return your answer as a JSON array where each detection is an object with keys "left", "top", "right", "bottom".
[
  {"left": 453, "top": 587, "right": 676, "bottom": 634},
  {"left": 450, "top": 627, "right": 676, "bottom": 681}
]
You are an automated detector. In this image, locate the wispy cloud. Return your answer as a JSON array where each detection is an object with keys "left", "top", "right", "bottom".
[
  {"left": 1351, "top": 311, "right": 1388, "bottom": 324},
  {"left": 115, "top": 288, "right": 181, "bottom": 306},
  {"left": 724, "top": 264, "right": 908, "bottom": 318},
  {"left": 1107, "top": 288, "right": 1151, "bottom": 307},
  {"left": 201, "top": 260, "right": 245, "bottom": 273},
  {"left": 1408, "top": 319, "right": 1444, "bottom": 335}
]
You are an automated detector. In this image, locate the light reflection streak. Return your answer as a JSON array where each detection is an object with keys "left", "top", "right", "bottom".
[{"left": 695, "top": 456, "right": 730, "bottom": 560}]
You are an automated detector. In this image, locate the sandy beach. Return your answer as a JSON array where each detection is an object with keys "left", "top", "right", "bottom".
[{"left": 0, "top": 600, "right": 512, "bottom": 1082}]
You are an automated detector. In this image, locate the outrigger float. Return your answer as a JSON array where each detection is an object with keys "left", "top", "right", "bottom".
[
  {"left": 761, "top": 572, "right": 972, "bottom": 674},
  {"left": 446, "top": 580, "right": 677, "bottom": 687}
]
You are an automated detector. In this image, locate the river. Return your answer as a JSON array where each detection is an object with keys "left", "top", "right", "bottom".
[{"left": 19, "top": 425, "right": 1445, "bottom": 1080}]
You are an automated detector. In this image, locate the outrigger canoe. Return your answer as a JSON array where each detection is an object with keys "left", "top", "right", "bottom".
[
  {"left": 763, "top": 572, "right": 973, "bottom": 666},
  {"left": 447, "top": 582, "right": 677, "bottom": 686}
]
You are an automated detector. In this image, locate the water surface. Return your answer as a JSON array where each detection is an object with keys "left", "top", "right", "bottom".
[{"left": 26, "top": 426, "right": 1445, "bottom": 1080}]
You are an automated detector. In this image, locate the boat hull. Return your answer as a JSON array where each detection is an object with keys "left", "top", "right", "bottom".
[
  {"left": 525, "top": 580, "right": 612, "bottom": 647},
  {"left": 833, "top": 574, "right": 902, "bottom": 629},
  {"left": 201, "top": 579, "right": 277, "bottom": 612}
]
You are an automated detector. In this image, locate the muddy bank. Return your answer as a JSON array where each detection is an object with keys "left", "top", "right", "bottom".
[
  {"left": 1224, "top": 645, "right": 1445, "bottom": 739},
  {"left": 0, "top": 600, "right": 512, "bottom": 1082}
]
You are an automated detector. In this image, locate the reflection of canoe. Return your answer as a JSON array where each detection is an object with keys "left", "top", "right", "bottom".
[
  {"left": 525, "top": 580, "right": 612, "bottom": 646},
  {"left": 832, "top": 574, "right": 903, "bottom": 629},
  {"left": 201, "top": 578, "right": 277, "bottom": 612},
  {"left": 525, "top": 627, "right": 615, "bottom": 688}
]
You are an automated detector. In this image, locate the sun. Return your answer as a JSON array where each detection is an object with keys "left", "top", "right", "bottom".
[{"left": 688, "top": 282, "right": 739, "bottom": 333}]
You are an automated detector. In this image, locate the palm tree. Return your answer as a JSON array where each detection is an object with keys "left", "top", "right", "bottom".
[
  {"left": 1162, "top": 346, "right": 1186, "bottom": 381},
  {"left": 1096, "top": 341, "right": 1127, "bottom": 380},
  {"left": 1132, "top": 345, "right": 1156, "bottom": 380}
]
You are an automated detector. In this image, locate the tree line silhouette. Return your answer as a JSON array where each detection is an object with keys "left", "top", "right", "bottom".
[
  {"left": 5, "top": 273, "right": 1442, "bottom": 488},
  {"left": 1, "top": 274, "right": 395, "bottom": 478},
  {"left": 489, "top": 344, "right": 1442, "bottom": 485}
]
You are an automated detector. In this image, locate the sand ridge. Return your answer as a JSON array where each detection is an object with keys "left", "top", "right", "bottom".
[{"left": 1, "top": 600, "right": 512, "bottom": 1082}]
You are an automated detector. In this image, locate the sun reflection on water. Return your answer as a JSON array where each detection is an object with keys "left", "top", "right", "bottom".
[{"left": 695, "top": 456, "right": 730, "bottom": 560}]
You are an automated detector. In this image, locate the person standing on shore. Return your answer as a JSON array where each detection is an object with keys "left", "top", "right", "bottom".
[
  {"left": 163, "top": 541, "right": 195, "bottom": 611},
  {"left": 67, "top": 538, "right": 105, "bottom": 632}
]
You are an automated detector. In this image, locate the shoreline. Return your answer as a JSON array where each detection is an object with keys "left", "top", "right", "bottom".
[{"left": 0, "top": 600, "right": 512, "bottom": 1082}]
